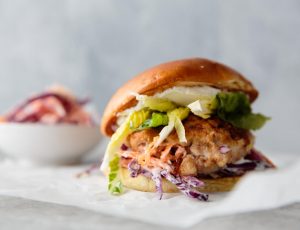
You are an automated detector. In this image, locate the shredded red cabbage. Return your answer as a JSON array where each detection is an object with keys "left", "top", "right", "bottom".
[
  {"left": 127, "top": 160, "right": 208, "bottom": 201},
  {"left": 219, "top": 145, "right": 230, "bottom": 154},
  {"left": 126, "top": 148, "right": 273, "bottom": 201},
  {"left": 121, "top": 144, "right": 129, "bottom": 151},
  {"left": 76, "top": 163, "right": 101, "bottom": 178},
  {"left": 151, "top": 169, "right": 163, "bottom": 200},
  {"left": 128, "top": 160, "right": 163, "bottom": 198},
  {"left": 77, "top": 97, "right": 90, "bottom": 106},
  {"left": 216, "top": 168, "right": 240, "bottom": 177},
  {"left": 161, "top": 170, "right": 208, "bottom": 201},
  {"left": 182, "top": 176, "right": 205, "bottom": 187},
  {"left": 128, "top": 159, "right": 141, "bottom": 178},
  {"left": 245, "top": 149, "right": 263, "bottom": 161},
  {"left": 227, "top": 162, "right": 257, "bottom": 170},
  {"left": 217, "top": 162, "right": 256, "bottom": 177},
  {"left": 216, "top": 149, "right": 274, "bottom": 177},
  {"left": 7, "top": 93, "right": 73, "bottom": 122},
  {"left": 245, "top": 149, "right": 274, "bottom": 168},
  {"left": 140, "top": 169, "right": 152, "bottom": 178}
]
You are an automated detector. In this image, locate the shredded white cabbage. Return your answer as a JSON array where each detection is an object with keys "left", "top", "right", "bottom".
[
  {"left": 187, "top": 97, "right": 215, "bottom": 119},
  {"left": 155, "top": 86, "right": 220, "bottom": 106},
  {"left": 155, "top": 107, "right": 189, "bottom": 147},
  {"left": 117, "top": 86, "right": 220, "bottom": 126}
]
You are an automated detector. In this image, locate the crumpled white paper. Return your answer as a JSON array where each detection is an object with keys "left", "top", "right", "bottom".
[{"left": 0, "top": 154, "right": 299, "bottom": 228}]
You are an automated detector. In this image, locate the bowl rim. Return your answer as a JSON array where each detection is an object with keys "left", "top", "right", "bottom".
[{"left": 0, "top": 122, "right": 100, "bottom": 129}]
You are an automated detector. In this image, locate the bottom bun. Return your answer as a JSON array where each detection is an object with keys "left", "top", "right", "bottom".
[{"left": 120, "top": 167, "right": 241, "bottom": 193}]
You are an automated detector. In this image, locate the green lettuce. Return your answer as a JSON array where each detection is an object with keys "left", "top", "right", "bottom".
[
  {"left": 108, "top": 155, "right": 123, "bottom": 194},
  {"left": 102, "top": 109, "right": 150, "bottom": 194},
  {"left": 214, "top": 92, "right": 270, "bottom": 130},
  {"left": 107, "top": 109, "right": 150, "bottom": 156},
  {"left": 138, "top": 112, "right": 169, "bottom": 130},
  {"left": 139, "top": 96, "right": 177, "bottom": 112},
  {"left": 227, "top": 113, "right": 270, "bottom": 130},
  {"left": 170, "top": 107, "right": 190, "bottom": 143},
  {"left": 156, "top": 107, "right": 190, "bottom": 146}
]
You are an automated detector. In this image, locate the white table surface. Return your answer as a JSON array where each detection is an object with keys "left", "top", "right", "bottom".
[{"left": 0, "top": 195, "right": 299, "bottom": 230}]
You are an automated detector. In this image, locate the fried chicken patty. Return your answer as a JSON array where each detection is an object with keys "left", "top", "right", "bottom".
[{"left": 126, "top": 115, "right": 254, "bottom": 176}]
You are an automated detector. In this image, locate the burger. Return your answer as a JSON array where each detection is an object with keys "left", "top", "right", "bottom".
[{"left": 100, "top": 58, "right": 275, "bottom": 201}]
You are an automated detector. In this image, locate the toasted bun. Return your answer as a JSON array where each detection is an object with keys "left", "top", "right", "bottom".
[
  {"left": 120, "top": 167, "right": 240, "bottom": 193},
  {"left": 101, "top": 58, "right": 258, "bottom": 136}
]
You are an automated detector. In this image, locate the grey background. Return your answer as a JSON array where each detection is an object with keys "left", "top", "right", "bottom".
[{"left": 0, "top": 0, "right": 300, "bottom": 154}]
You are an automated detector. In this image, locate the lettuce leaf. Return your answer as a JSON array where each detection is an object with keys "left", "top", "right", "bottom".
[
  {"left": 214, "top": 92, "right": 270, "bottom": 130},
  {"left": 187, "top": 96, "right": 217, "bottom": 119},
  {"left": 107, "top": 109, "right": 150, "bottom": 156},
  {"left": 101, "top": 109, "right": 150, "bottom": 194},
  {"left": 215, "top": 92, "right": 251, "bottom": 117},
  {"left": 108, "top": 155, "right": 123, "bottom": 194},
  {"left": 225, "top": 113, "right": 270, "bottom": 130},
  {"left": 169, "top": 107, "right": 190, "bottom": 120},
  {"left": 156, "top": 107, "right": 190, "bottom": 146},
  {"left": 138, "top": 96, "right": 177, "bottom": 112},
  {"left": 138, "top": 112, "right": 169, "bottom": 130}
]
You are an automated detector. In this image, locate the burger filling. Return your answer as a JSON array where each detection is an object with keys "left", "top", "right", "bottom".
[
  {"left": 123, "top": 115, "right": 254, "bottom": 175},
  {"left": 102, "top": 86, "right": 271, "bottom": 200}
]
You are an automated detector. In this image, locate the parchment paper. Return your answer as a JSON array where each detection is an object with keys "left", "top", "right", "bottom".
[{"left": 0, "top": 153, "right": 299, "bottom": 228}]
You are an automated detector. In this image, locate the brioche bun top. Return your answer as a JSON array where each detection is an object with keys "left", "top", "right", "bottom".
[{"left": 101, "top": 58, "right": 258, "bottom": 136}]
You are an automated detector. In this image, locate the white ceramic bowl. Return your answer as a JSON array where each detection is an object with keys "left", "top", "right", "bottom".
[{"left": 0, "top": 123, "right": 101, "bottom": 165}]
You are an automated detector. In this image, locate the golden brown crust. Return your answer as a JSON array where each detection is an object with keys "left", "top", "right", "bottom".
[
  {"left": 120, "top": 167, "right": 241, "bottom": 193},
  {"left": 101, "top": 58, "right": 258, "bottom": 136}
]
